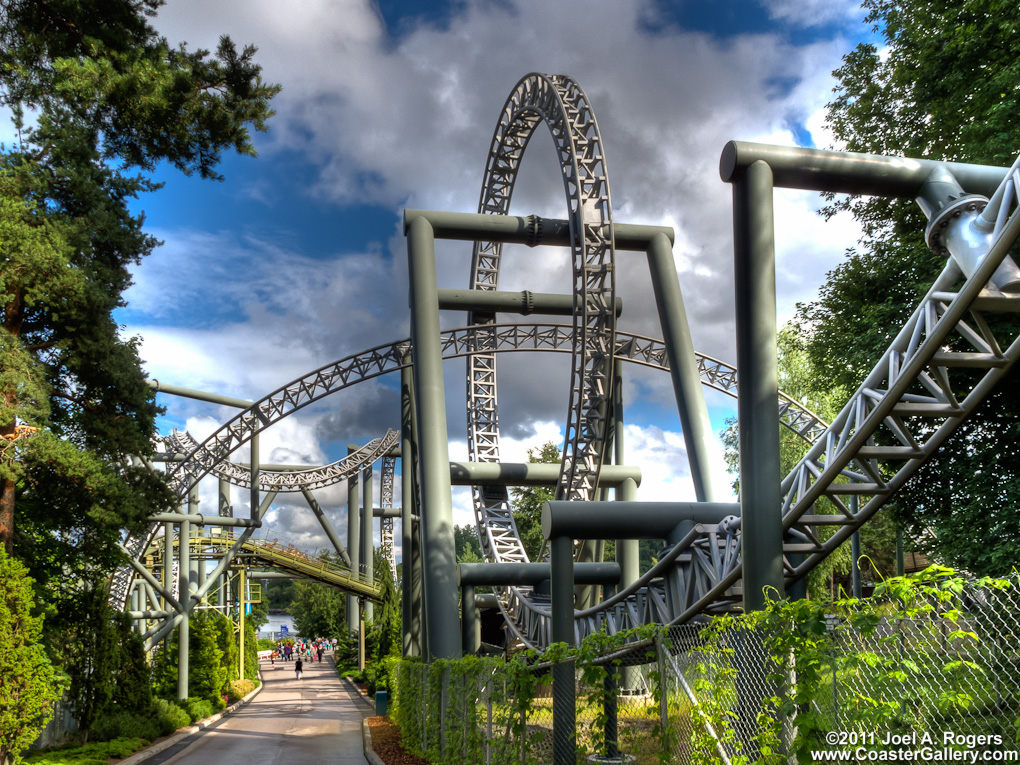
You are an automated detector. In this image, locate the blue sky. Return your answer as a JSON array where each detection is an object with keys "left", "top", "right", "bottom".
[{"left": 113, "top": 0, "right": 874, "bottom": 554}]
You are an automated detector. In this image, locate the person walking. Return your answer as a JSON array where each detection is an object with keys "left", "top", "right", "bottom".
[
  {"left": 316, "top": 645, "right": 323, "bottom": 662},
  {"left": 294, "top": 657, "right": 304, "bottom": 680}
]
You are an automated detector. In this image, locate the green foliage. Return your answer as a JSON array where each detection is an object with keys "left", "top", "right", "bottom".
[
  {"left": 242, "top": 619, "right": 258, "bottom": 683},
  {"left": 225, "top": 679, "right": 257, "bottom": 704},
  {"left": 0, "top": 548, "right": 63, "bottom": 765},
  {"left": 800, "top": 0, "right": 1020, "bottom": 574},
  {"left": 721, "top": 326, "right": 899, "bottom": 595},
  {"left": 150, "top": 698, "right": 190, "bottom": 736},
  {"left": 510, "top": 442, "right": 560, "bottom": 561},
  {"left": 0, "top": 0, "right": 278, "bottom": 616},
  {"left": 453, "top": 525, "right": 482, "bottom": 563},
  {"left": 63, "top": 585, "right": 151, "bottom": 742},
  {"left": 180, "top": 698, "right": 215, "bottom": 724},
  {"left": 687, "top": 568, "right": 1013, "bottom": 763},
  {"left": 22, "top": 737, "right": 147, "bottom": 765},
  {"left": 259, "top": 577, "right": 295, "bottom": 610},
  {"left": 151, "top": 611, "right": 239, "bottom": 706},
  {"left": 290, "top": 562, "right": 347, "bottom": 639},
  {"left": 393, "top": 627, "right": 666, "bottom": 765}
]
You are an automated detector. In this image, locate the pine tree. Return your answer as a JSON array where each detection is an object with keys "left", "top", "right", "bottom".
[{"left": 0, "top": 0, "right": 279, "bottom": 598}]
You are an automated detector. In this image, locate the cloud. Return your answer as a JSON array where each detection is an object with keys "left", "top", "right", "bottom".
[{"left": 134, "top": 0, "right": 868, "bottom": 555}]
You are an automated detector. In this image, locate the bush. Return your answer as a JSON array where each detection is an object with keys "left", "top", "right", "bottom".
[
  {"left": 22, "top": 737, "right": 146, "bottom": 765},
  {"left": 180, "top": 698, "right": 214, "bottom": 723},
  {"left": 89, "top": 712, "right": 158, "bottom": 743},
  {"left": 226, "top": 679, "right": 257, "bottom": 703},
  {"left": 151, "top": 699, "right": 190, "bottom": 736}
]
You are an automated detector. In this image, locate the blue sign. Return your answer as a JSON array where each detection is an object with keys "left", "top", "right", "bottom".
[{"left": 280, "top": 624, "right": 289, "bottom": 633}]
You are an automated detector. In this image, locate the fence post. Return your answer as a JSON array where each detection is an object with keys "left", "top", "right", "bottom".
[{"left": 655, "top": 631, "right": 668, "bottom": 743}]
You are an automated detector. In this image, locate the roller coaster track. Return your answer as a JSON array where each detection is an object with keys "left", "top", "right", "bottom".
[
  {"left": 110, "top": 325, "right": 825, "bottom": 611},
  {"left": 116, "top": 76, "right": 1020, "bottom": 653},
  {"left": 163, "top": 429, "right": 399, "bottom": 493},
  {"left": 147, "top": 536, "right": 384, "bottom": 601}
]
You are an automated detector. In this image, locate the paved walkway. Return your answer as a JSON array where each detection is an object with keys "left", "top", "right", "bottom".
[{"left": 151, "top": 654, "right": 371, "bottom": 765}]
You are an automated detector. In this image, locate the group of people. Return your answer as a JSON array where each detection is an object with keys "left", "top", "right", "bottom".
[{"left": 272, "top": 638, "right": 336, "bottom": 679}]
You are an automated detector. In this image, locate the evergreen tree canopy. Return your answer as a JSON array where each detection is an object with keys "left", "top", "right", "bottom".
[
  {"left": 0, "top": 0, "right": 279, "bottom": 614},
  {"left": 799, "top": 0, "right": 1020, "bottom": 574}
]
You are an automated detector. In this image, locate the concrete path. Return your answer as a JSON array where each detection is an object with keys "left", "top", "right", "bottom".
[{"left": 150, "top": 654, "right": 371, "bottom": 765}]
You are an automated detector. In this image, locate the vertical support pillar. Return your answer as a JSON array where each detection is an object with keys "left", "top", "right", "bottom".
[
  {"left": 239, "top": 565, "right": 247, "bottom": 681},
  {"left": 362, "top": 465, "right": 374, "bottom": 623},
  {"left": 550, "top": 534, "right": 576, "bottom": 765},
  {"left": 850, "top": 496, "right": 862, "bottom": 598},
  {"left": 461, "top": 584, "right": 477, "bottom": 656},
  {"left": 347, "top": 447, "right": 360, "bottom": 635},
  {"left": 177, "top": 516, "right": 191, "bottom": 700},
  {"left": 732, "top": 159, "right": 784, "bottom": 610},
  {"left": 218, "top": 475, "right": 231, "bottom": 607},
  {"left": 188, "top": 485, "right": 201, "bottom": 604},
  {"left": 249, "top": 429, "right": 260, "bottom": 522},
  {"left": 401, "top": 364, "right": 422, "bottom": 658},
  {"left": 406, "top": 215, "right": 460, "bottom": 660},
  {"left": 358, "top": 599, "right": 366, "bottom": 672},
  {"left": 646, "top": 232, "right": 725, "bottom": 502},
  {"left": 613, "top": 358, "right": 638, "bottom": 694}
]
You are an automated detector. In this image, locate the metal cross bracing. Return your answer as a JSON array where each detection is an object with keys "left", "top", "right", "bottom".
[
  {"left": 109, "top": 322, "right": 825, "bottom": 614},
  {"left": 380, "top": 454, "right": 398, "bottom": 583}
]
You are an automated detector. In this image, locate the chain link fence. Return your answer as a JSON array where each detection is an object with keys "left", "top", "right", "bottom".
[{"left": 393, "top": 579, "right": 1020, "bottom": 764}]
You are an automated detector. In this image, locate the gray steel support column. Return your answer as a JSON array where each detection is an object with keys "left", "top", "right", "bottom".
[
  {"left": 461, "top": 583, "right": 477, "bottom": 655},
  {"left": 130, "top": 585, "right": 141, "bottom": 634},
  {"left": 851, "top": 496, "right": 862, "bottom": 598},
  {"left": 218, "top": 475, "right": 230, "bottom": 602},
  {"left": 188, "top": 486, "right": 201, "bottom": 603},
  {"left": 301, "top": 487, "right": 351, "bottom": 566},
  {"left": 362, "top": 465, "right": 374, "bottom": 623},
  {"left": 163, "top": 521, "right": 173, "bottom": 612},
  {"left": 647, "top": 232, "right": 725, "bottom": 502},
  {"left": 177, "top": 516, "right": 191, "bottom": 700},
  {"left": 400, "top": 365, "right": 421, "bottom": 657},
  {"left": 219, "top": 474, "right": 232, "bottom": 542},
  {"left": 732, "top": 159, "right": 785, "bottom": 610},
  {"left": 347, "top": 447, "right": 360, "bottom": 635},
  {"left": 250, "top": 429, "right": 260, "bottom": 522},
  {"left": 407, "top": 215, "right": 460, "bottom": 660},
  {"left": 613, "top": 359, "right": 640, "bottom": 591},
  {"left": 614, "top": 359, "right": 639, "bottom": 692},
  {"left": 550, "top": 534, "right": 576, "bottom": 765}
]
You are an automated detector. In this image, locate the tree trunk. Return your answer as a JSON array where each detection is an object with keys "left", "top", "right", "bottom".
[{"left": 0, "top": 475, "right": 13, "bottom": 556}]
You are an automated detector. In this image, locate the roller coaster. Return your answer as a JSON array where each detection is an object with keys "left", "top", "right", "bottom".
[{"left": 115, "top": 73, "right": 1020, "bottom": 668}]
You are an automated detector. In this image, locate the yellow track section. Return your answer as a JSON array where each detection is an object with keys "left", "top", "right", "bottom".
[{"left": 146, "top": 535, "right": 384, "bottom": 602}]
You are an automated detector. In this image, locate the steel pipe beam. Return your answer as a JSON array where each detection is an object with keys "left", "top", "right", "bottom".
[
  {"left": 542, "top": 500, "right": 739, "bottom": 541},
  {"left": 147, "top": 513, "right": 261, "bottom": 527},
  {"left": 438, "top": 288, "right": 623, "bottom": 317},
  {"left": 459, "top": 562, "right": 621, "bottom": 586},
  {"left": 405, "top": 209, "right": 672, "bottom": 251},
  {"left": 720, "top": 141, "right": 1007, "bottom": 196},
  {"left": 449, "top": 461, "right": 640, "bottom": 488}
]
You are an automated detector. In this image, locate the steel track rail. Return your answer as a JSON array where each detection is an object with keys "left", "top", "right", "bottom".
[
  {"left": 164, "top": 429, "right": 399, "bottom": 492},
  {"left": 467, "top": 73, "right": 616, "bottom": 577},
  {"left": 109, "top": 325, "right": 824, "bottom": 611}
]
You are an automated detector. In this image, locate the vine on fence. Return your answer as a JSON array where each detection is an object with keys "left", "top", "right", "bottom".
[
  {"left": 392, "top": 626, "right": 667, "bottom": 765},
  {"left": 688, "top": 567, "right": 1015, "bottom": 764}
]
